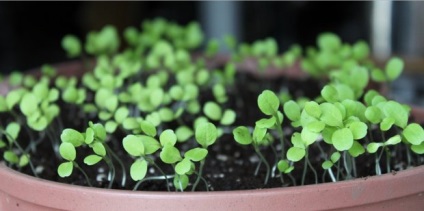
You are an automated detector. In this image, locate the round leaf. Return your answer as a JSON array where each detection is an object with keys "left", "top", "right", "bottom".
[
  {"left": 386, "top": 57, "right": 404, "bottom": 81},
  {"left": 332, "top": 128, "right": 354, "bottom": 151},
  {"left": 59, "top": 142, "right": 76, "bottom": 161},
  {"left": 195, "top": 122, "right": 218, "bottom": 148},
  {"left": 176, "top": 126, "right": 194, "bottom": 142},
  {"left": 84, "top": 155, "right": 103, "bottom": 165},
  {"left": 284, "top": 100, "right": 301, "bottom": 121},
  {"left": 348, "top": 141, "right": 365, "bottom": 157},
  {"left": 347, "top": 121, "right": 368, "bottom": 140},
  {"left": 320, "top": 103, "right": 343, "bottom": 127},
  {"left": 123, "top": 135, "right": 145, "bottom": 156},
  {"left": 160, "top": 129, "right": 177, "bottom": 147},
  {"left": 160, "top": 146, "right": 182, "bottom": 164},
  {"left": 367, "top": 142, "right": 383, "bottom": 153},
  {"left": 175, "top": 158, "right": 192, "bottom": 175},
  {"left": 58, "top": 161, "right": 74, "bottom": 177},
  {"left": 185, "top": 148, "right": 208, "bottom": 161},
  {"left": 61, "top": 128, "right": 85, "bottom": 147},
  {"left": 220, "top": 109, "right": 236, "bottom": 125},
  {"left": 130, "top": 160, "right": 148, "bottom": 181},
  {"left": 233, "top": 126, "right": 252, "bottom": 145},
  {"left": 287, "top": 147, "right": 306, "bottom": 162},
  {"left": 140, "top": 120, "right": 157, "bottom": 137},
  {"left": 403, "top": 123, "right": 424, "bottom": 145},
  {"left": 203, "top": 101, "right": 222, "bottom": 121},
  {"left": 258, "top": 90, "right": 280, "bottom": 115}
]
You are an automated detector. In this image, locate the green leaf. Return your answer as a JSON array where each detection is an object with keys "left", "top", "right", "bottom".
[
  {"left": 365, "top": 106, "right": 382, "bottom": 124},
  {"left": 140, "top": 135, "right": 161, "bottom": 155},
  {"left": 411, "top": 143, "right": 424, "bottom": 154},
  {"left": 158, "top": 107, "right": 174, "bottom": 122},
  {"left": 367, "top": 142, "right": 383, "bottom": 153},
  {"left": 348, "top": 141, "right": 365, "bottom": 157},
  {"left": 160, "top": 129, "right": 177, "bottom": 147},
  {"left": 321, "top": 85, "right": 338, "bottom": 103},
  {"left": 91, "top": 122, "right": 107, "bottom": 141},
  {"left": 92, "top": 142, "right": 106, "bottom": 156},
  {"left": 220, "top": 109, "right": 236, "bottom": 125},
  {"left": 59, "top": 142, "right": 76, "bottom": 161},
  {"left": 4, "top": 151, "right": 19, "bottom": 164},
  {"left": 150, "top": 88, "right": 164, "bottom": 107},
  {"left": 174, "top": 174, "right": 189, "bottom": 191},
  {"left": 84, "top": 155, "right": 103, "bottom": 165},
  {"left": 140, "top": 120, "right": 157, "bottom": 137},
  {"left": 233, "top": 126, "right": 252, "bottom": 145},
  {"left": 185, "top": 148, "right": 208, "bottom": 161},
  {"left": 62, "top": 35, "right": 81, "bottom": 58},
  {"left": 386, "top": 57, "right": 404, "bottom": 81},
  {"left": 203, "top": 101, "right": 222, "bottom": 121},
  {"left": 352, "top": 40, "right": 369, "bottom": 60},
  {"left": 18, "top": 154, "right": 30, "bottom": 167},
  {"left": 20, "top": 93, "right": 38, "bottom": 116},
  {"left": 306, "top": 121, "right": 325, "bottom": 133},
  {"left": 58, "top": 161, "right": 74, "bottom": 177},
  {"left": 287, "top": 147, "right": 306, "bottom": 162},
  {"left": 304, "top": 101, "right": 322, "bottom": 118},
  {"left": 175, "top": 158, "right": 192, "bottom": 175},
  {"left": 330, "top": 152, "right": 341, "bottom": 163},
  {"left": 130, "top": 160, "right": 148, "bottom": 181},
  {"left": 61, "top": 128, "right": 85, "bottom": 147},
  {"left": 385, "top": 135, "right": 402, "bottom": 146},
  {"left": 253, "top": 126, "right": 267, "bottom": 144},
  {"left": 160, "top": 146, "right": 182, "bottom": 164},
  {"left": 0, "top": 96, "right": 8, "bottom": 112},
  {"left": 195, "top": 122, "right": 218, "bottom": 148},
  {"left": 114, "top": 107, "right": 129, "bottom": 124},
  {"left": 380, "top": 117, "right": 395, "bottom": 131},
  {"left": 123, "top": 135, "right": 145, "bottom": 156},
  {"left": 382, "top": 101, "right": 408, "bottom": 128},
  {"left": 332, "top": 128, "right": 354, "bottom": 151},
  {"left": 145, "top": 112, "right": 161, "bottom": 127},
  {"left": 123, "top": 118, "right": 140, "bottom": 130},
  {"left": 320, "top": 103, "right": 343, "bottom": 127},
  {"left": 258, "top": 90, "right": 280, "bottom": 115},
  {"left": 347, "top": 121, "right": 368, "bottom": 140},
  {"left": 283, "top": 100, "right": 301, "bottom": 121},
  {"left": 322, "top": 161, "right": 333, "bottom": 170},
  {"left": 176, "top": 126, "right": 194, "bottom": 142},
  {"left": 301, "top": 127, "right": 319, "bottom": 146},
  {"left": 255, "top": 117, "right": 276, "bottom": 129},
  {"left": 318, "top": 32, "right": 341, "bottom": 51},
  {"left": 291, "top": 132, "right": 304, "bottom": 148},
  {"left": 6, "top": 122, "right": 20, "bottom": 141},
  {"left": 403, "top": 123, "right": 424, "bottom": 145},
  {"left": 277, "top": 160, "right": 290, "bottom": 173}
]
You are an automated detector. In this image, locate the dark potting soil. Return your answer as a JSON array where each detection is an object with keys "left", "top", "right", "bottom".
[{"left": 7, "top": 72, "right": 423, "bottom": 192}]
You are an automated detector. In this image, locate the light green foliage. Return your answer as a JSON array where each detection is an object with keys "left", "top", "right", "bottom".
[
  {"left": 185, "top": 148, "right": 208, "bottom": 162},
  {"left": 221, "top": 109, "right": 236, "bottom": 125},
  {"left": 130, "top": 160, "right": 148, "bottom": 181},
  {"left": 61, "top": 129, "right": 85, "bottom": 147},
  {"left": 277, "top": 160, "right": 294, "bottom": 173},
  {"left": 385, "top": 57, "right": 404, "bottom": 81},
  {"left": 320, "top": 103, "right": 343, "bottom": 127},
  {"left": 176, "top": 126, "right": 194, "bottom": 142},
  {"left": 233, "top": 126, "right": 252, "bottom": 145},
  {"left": 367, "top": 142, "right": 383, "bottom": 153},
  {"left": 258, "top": 90, "right": 280, "bottom": 115},
  {"left": 160, "top": 129, "right": 177, "bottom": 147},
  {"left": 203, "top": 101, "right": 222, "bottom": 121},
  {"left": 287, "top": 147, "right": 306, "bottom": 162},
  {"left": 123, "top": 135, "right": 145, "bottom": 156},
  {"left": 195, "top": 122, "right": 218, "bottom": 148},
  {"left": 160, "top": 146, "right": 182, "bottom": 164},
  {"left": 62, "top": 35, "right": 82, "bottom": 58},
  {"left": 403, "top": 123, "right": 424, "bottom": 145},
  {"left": 332, "top": 128, "right": 353, "bottom": 151},
  {"left": 85, "top": 25, "right": 120, "bottom": 55},
  {"left": 283, "top": 100, "right": 301, "bottom": 121}
]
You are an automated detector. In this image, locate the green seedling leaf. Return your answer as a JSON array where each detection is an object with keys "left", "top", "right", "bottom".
[
  {"left": 330, "top": 152, "right": 341, "bottom": 163},
  {"left": 91, "top": 122, "right": 107, "bottom": 141},
  {"left": 349, "top": 141, "right": 365, "bottom": 157},
  {"left": 332, "top": 128, "right": 354, "bottom": 151},
  {"left": 6, "top": 122, "right": 20, "bottom": 141},
  {"left": 185, "top": 148, "right": 208, "bottom": 161},
  {"left": 322, "top": 161, "right": 333, "bottom": 170},
  {"left": 159, "top": 107, "right": 174, "bottom": 122},
  {"left": 123, "top": 118, "right": 140, "bottom": 130},
  {"left": 258, "top": 90, "right": 280, "bottom": 115},
  {"left": 160, "top": 129, "right": 177, "bottom": 147},
  {"left": 233, "top": 126, "right": 252, "bottom": 145},
  {"left": 386, "top": 57, "right": 404, "bottom": 81},
  {"left": 304, "top": 101, "right": 322, "bottom": 118},
  {"left": 175, "top": 158, "right": 192, "bottom": 175},
  {"left": 140, "top": 135, "right": 160, "bottom": 155},
  {"left": 253, "top": 126, "right": 267, "bottom": 144},
  {"left": 277, "top": 160, "right": 292, "bottom": 173},
  {"left": 291, "top": 132, "right": 304, "bottom": 148},
  {"left": 364, "top": 90, "right": 379, "bottom": 106},
  {"left": 176, "top": 126, "right": 194, "bottom": 142},
  {"left": 174, "top": 174, "right": 189, "bottom": 191},
  {"left": 20, "top": 93, "right": 38, "bottom": 116},
  {"left": 195, "top": 122, "right": 218, "bottom": 148},
  {"left": 160, "top": 145, "right": 182, "bottom": 164},
  {"left": 411, "top": 142, "right": 424, "bottom": 154},
  {"left": 123, "top": 135, "right": 145, "bottom": 156},
  {"left": 59, "top": 142, "right": 76, "bottom": 161},
  {"left": 62, "top": 35, "right": 81, "bottom": 58},
  {"left": 306, "top": 121, "right": 325, "bottom": 133},
  {"left": 380, "top": 117, "right": 395, "bottom": 131},
  {"left": 58, "top": 161, "right": 74, "bottom": 177},
  {"left": 367, "top": 142, "right": 383, "bottom": 153},
  {"left": 150, "top": 89, "right": 164, "bottom": 107},
  {"left": 105, "top": 121, "right": 118, "bottom": 133},
  {"left": 256, "top": 117, "right": 276, "bottom": 129},
  {"left": 347, "top": 121, "right": 367, "bottom": 140},
  {"left": 203, "top": 101, "right": 222, "bottom": 121},
  {"left": 114, "top": 107, "right": 129, "bottom": 124},
  {"left": 140, "top": 120, "right": 157, "bottom": 137},
  {"left": 4, "top": 151, "right": 19, "bottom": 164},
  {"left": 287, "top": 147, "right": 306, "bottom": 162},
  {"left": 130, "top": 160, "right": 148, "bottom": 181},
  {"left": 403, "top": 123, "right": 424, "bottom": 145},
  {"left": 170, "top": 85, "right": 184, "bottom": 100},
  {"left": 84, "top": 155, "right": 102, "bottom": 165},
  {"left": 61, "top": 129, "right": 84, "bottom": 147},
  {"left": 301, "top": 127, "right": 319, "bottom": 146},
  {"left": 382, "top": 101, "right": 408, "bottom": 128},
  {"left": 320, "top": 103, "right": 343, "bottom": 127},
  {"left": 220, "top": 109, "right": 236, "bottom": 125},
  {"left": 283, "top": 100, "right": 301, "bottom": 121},
  {"left": 365, "top": 106, "right": 382, "bottom": 124},
  {"left": 352, "top": 40, "right": 369, "bottom": 60},
  {"left": 0, "top": 96, "right": 7, "bottom": 112},
  {"left": 385, "top": 135, "right": 402, "bottom": 146},
  {"left": 18, "top": 154, "right": 30, "bottom": 167},
  {"left": 6, "top": 89, "right": 24, "bottom": 110},
  {"left": 318, "top": 32, "right": 341, "bottom": 51},
  {"left": 92, "top": 142, "right": 106, "bottom": 156},
  {"left": 321, "top": 85, "right": 338, "bottom": 103}
]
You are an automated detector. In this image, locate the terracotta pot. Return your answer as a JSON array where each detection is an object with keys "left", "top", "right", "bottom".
[
  {"left": 0, "top": 61, "right": 423, "bottom": 210},
  {"left": 0, "top": 163, "right": 423, "bottom": 211}
]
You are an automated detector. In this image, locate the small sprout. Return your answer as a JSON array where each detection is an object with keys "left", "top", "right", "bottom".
[
  {"left": 175, "top": 158, "right": 192, "bottom": 175},
  {"left": 258, "top": 90, "right": 280, "bottom": 115},
  {"left": 160, "top": 129, "right": 177, "bottom": 147},
  {"left": 256, "top": 117, "right": 276, "bottom": 129},
  {"left": 283, "top": 100, "right": 301, "bottom": 121},
  {"left": 403, "top": 123, "right": 424, "bottom": 145},
  {"left": 385, "top": 57, "right": 404, "bottom": 81},
  {"left": 58, "top": 161, "right": 74, "bottom": 177},
  {"left": 123, "top": 135, "right": 145, "bottom": 156},
  {"left": 304, "top": 101, "right": 322, "bottom": 119},
  {"left": 332, "top": 128, "right": 353, "bottom": 151},
  {"left": 233, "top": 126, "right": 252, "bottom": 145},
  {"left": 347, "top": 121, "right": 367, "bottom": 140},
  {"left": 61, "top": 35, "right": 81, "bottom": 58},
  {"left": 320, "top": 103, "right": 343, "bottom": 127},
  {"left": 174, "top": 174, "right": 189, "bottom": 191},
  {"left": 185, "top": 148, "right": 208, "bottom": 162},
  {"left": 220, "top": 109, "right": 236, "bottom": 125},
  {"left": 140, "top": 120, "right": 157, "bottom": 137},
  {"left": 382, "top": 101, "right": 408, "bottom": 129},
  {"left": 84, "top": 155, "right": 103, "bottom": 166},
  {"left": 176, "top": 126, "right": 194, "bottom": 142},
  {"left": 160, "top": 146, "right": 182, "bottom": 164},
  {"left": 277, "top": 160, "right": 293, "bottom": 173},
  {"left": 195, "top": 122, "right": 218, "bottom": 148},
  {"left": 4, "top": 151, "right": 19, "bottom": 164},
  {"left": 61, "top": 129, "right": 85, "bottom": 147},
  {"left": 130, "top": 160, "right": 148, "bottom": 181},
  {"left": 59, "top": 142, "right": 76, "bottom": 161},
  {"left": 385, "top": 135, "right": 402, "bottom": 146},
  {"left": 287, "top": 147, "right": 306, "bottom": 162},
  {"left": 203, "top": 101, "right": 222, "bottom": 121},
  {"left": 367, "top": 142, "right": 383, "bottom": 153},
  {"left": 349, "top": 141, "right": 365, "bottom": 157},
  {"left": 380, "top": 117, "right": 395, "bottom": 131}
]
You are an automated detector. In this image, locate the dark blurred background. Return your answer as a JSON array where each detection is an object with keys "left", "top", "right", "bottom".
[{"left": 0, "top": 1, "right": 423, "bottom": 105}]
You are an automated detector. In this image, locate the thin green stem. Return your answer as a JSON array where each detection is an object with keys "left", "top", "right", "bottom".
[
  {"left": 301, "top": 152, "right": 308, "bottom": 185},
  {"left": 273, "top": 113, "right": 285, "bottom": 160},
  {"left": 105, "top": 144, "right": 127, "bottom": 187},
  {"left": 75, "top": 163, "right": 92, "bottom": 187},
  {"left": 254, "top": 146, "right": 270, "bottom": 185},
  {"left": 104, "top": 156, "right": 115, "bottom": 189},
  {"left": 133, "top": 175, "right": 175, "bottom": 191},
  {"left": 306, "top": 152, "right": 318, "bottom": 184},
  {"left": 343, "top": 151, "right": 353, "bottom": 179},
  {"left": 328, "top": 168, "right": 336, "bottom": 182},
  {"left": 192, "top": 160, "right": 205, "bottom": 191}
]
